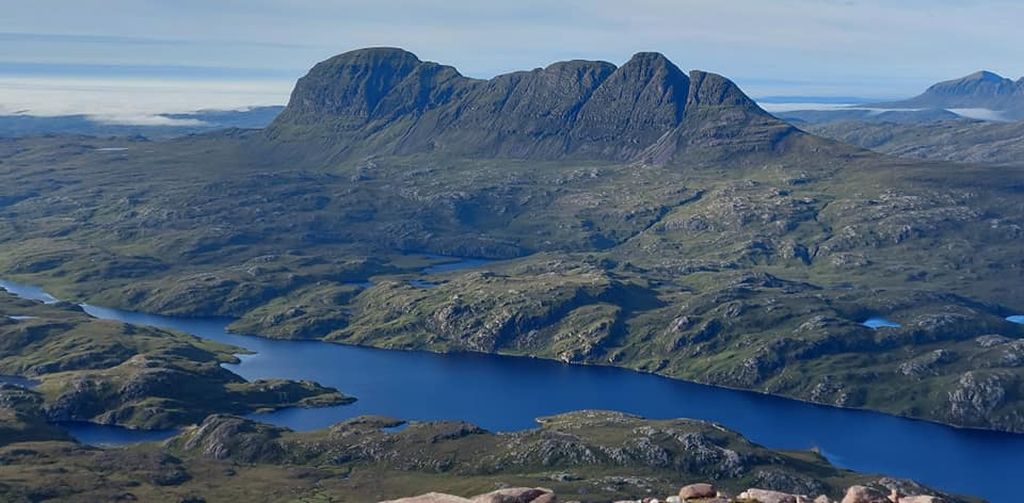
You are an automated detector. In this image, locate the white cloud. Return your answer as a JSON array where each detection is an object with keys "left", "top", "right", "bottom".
[
  {"left": 0, "top": 76, "right": 292, "bottom": 117},
  {"left": 947, "top": 108, "right": 1012, "bottom": 122},
  {"left": 86, "top": 114, "right": 206, "bottom": 126}
]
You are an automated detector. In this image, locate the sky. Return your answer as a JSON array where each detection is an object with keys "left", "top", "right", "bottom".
[{"left": 2, "top": 0, "right": 1022, "bottom": 122}]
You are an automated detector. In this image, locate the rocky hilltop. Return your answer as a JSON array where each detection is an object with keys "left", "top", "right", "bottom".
[
  {"left": 869, "top": 70, "right": 1024, "bottom": 120},
  {"left": 0, "top": 398, "right": 971, "bottom": 502},
  {"left": 267, "top": 48, "right": 801, "bottom": 162},
  {"left": 162, "top": 411, "right": 965, "bottom": 503}
]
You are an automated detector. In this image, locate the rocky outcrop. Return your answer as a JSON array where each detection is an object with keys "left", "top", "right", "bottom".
[
  {"left": 945, "top": 370, "right": 1015, "bottom": 428},
  {"left": 168, "top": 414, "right": 288, "bottom": 463}
]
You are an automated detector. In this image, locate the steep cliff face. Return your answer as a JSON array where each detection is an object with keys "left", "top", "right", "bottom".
[
  {"left": 267, "top": 48, "right": 802, "bottom": 163},
  {"left": 640, "top": 70, "right": 798, "bottom": 164},
  {"left": 397, "top": 58, "right": 618, "bottom": 158},
  {"left": 268, "top": 47, "right": 476, "bottom": 157},
  {"left": 568, "top": 52, "right": 690, "bottom": 158}
]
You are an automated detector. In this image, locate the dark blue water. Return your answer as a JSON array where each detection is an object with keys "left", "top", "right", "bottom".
[
  {"left": 862, "top": 316, "right": 901, "bottom": 329},
  {"left": 56, "top": 422, "right": 177, "bottom": 445},
  {"left": 0, "top": 280, "right": 58, "bottom": 304},
  {"left": 0, "top": 375, "right": 39, "bottom": 388},
  {"left": 4, "top": 279, "right": 1024, "bottom": 502},
  {"left": 420, "top": 256, "right": 494, "bottom": 274},
  {"left": 407, "top": 255, "right": 494, "bottom": 288},
  {"left": 75, "top": 304, "right": 1024, "bottom": 502}
]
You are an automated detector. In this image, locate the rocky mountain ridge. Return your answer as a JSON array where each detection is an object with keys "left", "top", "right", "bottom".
[{"left": 267, "top": 47, "right": 800, "bottom": 162}]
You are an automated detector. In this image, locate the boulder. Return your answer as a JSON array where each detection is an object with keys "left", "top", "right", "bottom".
[
  {"left": 679, "top": 483, "right": 716, "bottom": 500},
  {"left": 901, "top": 497, "right": 945, "bottom": 503},
  {"left": 737, "top": 488, "right": 800, "bottom": 503},
  {"left": 471, "top": 487, "right": 556, "bottom": 503},
  {"left": 840, "top": 486, "right": 889, "bottom": 503},
  {"left": 381, "top": 493, "right": 473, "bottom": 503}
]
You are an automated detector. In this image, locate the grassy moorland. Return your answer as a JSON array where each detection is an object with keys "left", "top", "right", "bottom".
[{"left": 1, "top": 131, "right": 1022, "bottom": 434}]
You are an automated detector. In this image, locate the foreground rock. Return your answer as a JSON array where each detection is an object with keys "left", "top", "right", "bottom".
[
  {"left": 840, "top": 485, "right": 890, "bottom": 503},
  {"left": 381, "top": 488, "right": 555, "bottom": 503},
  {"left": 679, "top": 483, "right": 716, "bottom": 499},
  {"left": 737, "top": 488, "right": 804, "bottom": 503},
  {"left": 388, "top": 482, "right": 952, "bottom": 503}
]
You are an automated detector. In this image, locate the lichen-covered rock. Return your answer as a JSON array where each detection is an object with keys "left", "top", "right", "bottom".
[
  {"left": 946, "top": 371, "right": 1010, "bottom": 426},
  {"left": 470, "top": 487, "right": 556, "bottom": 503},
  {"left": 736, "top": 488, "right": 801, "bottom": 503},
  {"left": 168, "top": 414, "right": 287, "bottom": 463},
  {"left": 381, "top": 494, "right": 473, "bottom": 503},
  {"left": 678, "top": 483, "right": 716, "bottom": 499},
  {"left": 840, "top": 485, "right": 889, "bottom": 503}
]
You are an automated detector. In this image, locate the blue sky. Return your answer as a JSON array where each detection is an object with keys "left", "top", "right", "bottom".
[{"left": 2, "top": 0, "right": 1022, "bottom": 118}]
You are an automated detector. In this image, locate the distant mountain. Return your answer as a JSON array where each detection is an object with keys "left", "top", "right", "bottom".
[
  {"left": 868, "top": 70, "right": 1024, "bottom": 120},
  {"left": 0, "top": 106, "right": 284, "bottom": 138},
  {"left": 267, "top": 48, "right": 803, "bottom": 163}
]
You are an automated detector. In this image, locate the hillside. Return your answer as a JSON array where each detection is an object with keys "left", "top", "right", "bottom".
[{"left": 805, "top": 119, "right": 1024, "bottom": 165}]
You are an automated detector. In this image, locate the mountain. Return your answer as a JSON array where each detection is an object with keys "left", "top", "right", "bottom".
[
  {"left": 267, "top": 47, "right": 801, "bottom": 162},
  {"left": 869, "top": 70, "right": 1024, "bottom": 120}
]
